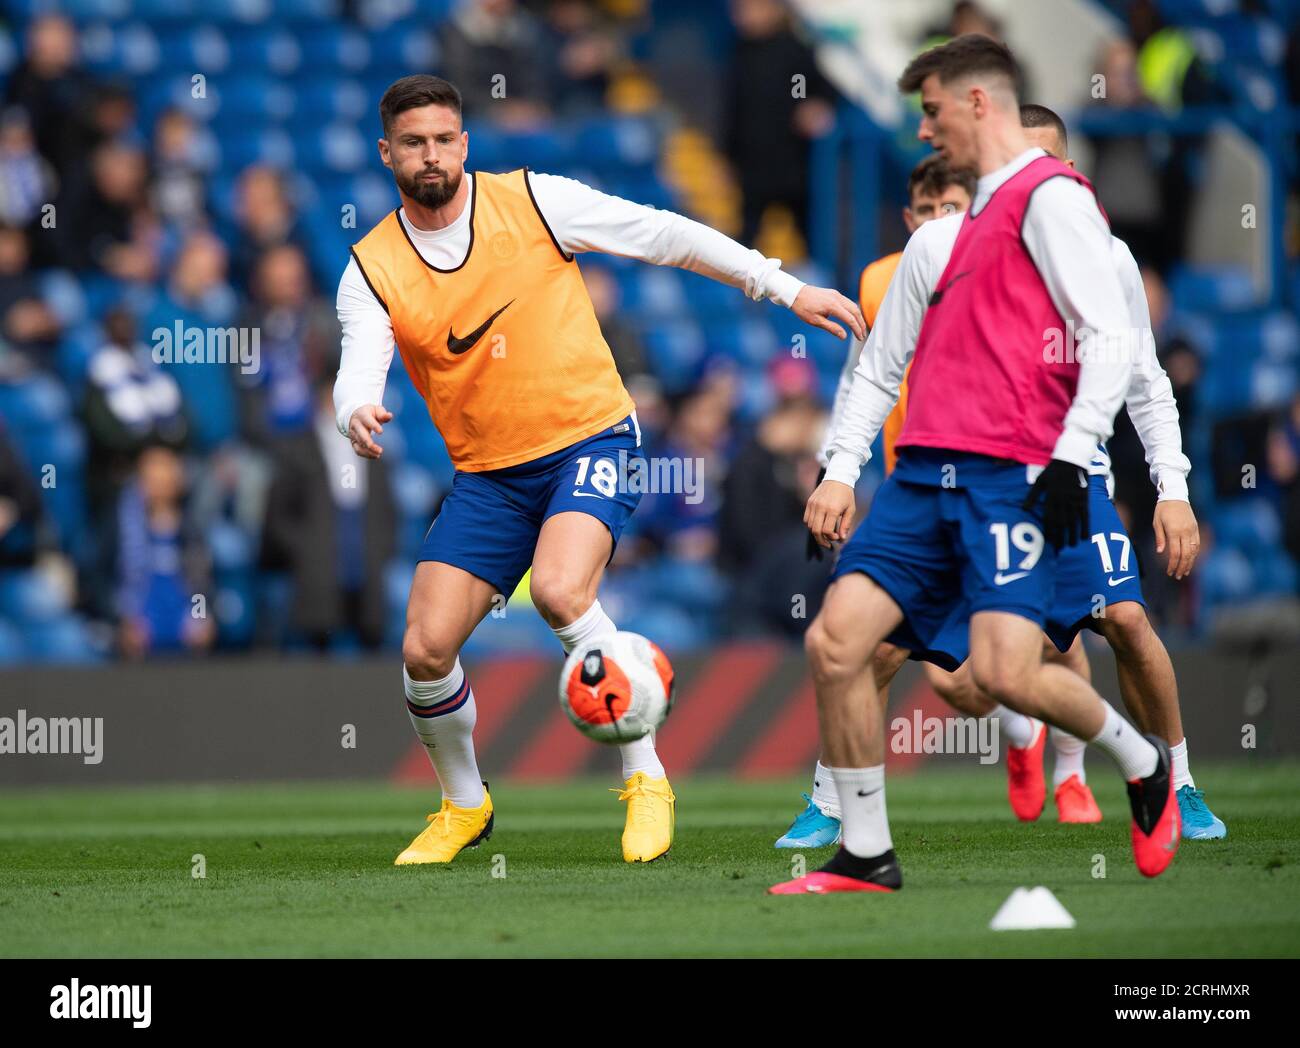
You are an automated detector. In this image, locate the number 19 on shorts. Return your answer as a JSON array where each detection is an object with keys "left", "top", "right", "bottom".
[{"left": 990, "top": 521, "right": 1044, "bottom": 585}]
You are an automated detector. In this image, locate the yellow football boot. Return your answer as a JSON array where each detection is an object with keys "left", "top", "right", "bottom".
[
  {"left": 394, "top": 784, "right": 494, "bottom": 865},
  {"left": 614, "top": 772, "right": 675, "bottom": 863}
]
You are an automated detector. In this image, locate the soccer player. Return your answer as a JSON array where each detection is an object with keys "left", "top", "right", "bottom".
[
  {"left": 334, "top": 76, "right": 864, "bottom": 866},
  {"left": 769, "top": 35, "right": 1179, "bottom": 896},
  {"left": 777, "top": 104, "right": 1225, "bottom": 851}
]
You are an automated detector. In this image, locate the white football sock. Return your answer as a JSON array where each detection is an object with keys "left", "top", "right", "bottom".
[
  {"left": 1170, "top": 738, "right": 1193, "bottom": 791},
  {"left": 1050, "top": 726, "right": 1087, "bottom": 788},
  {"left": 619, "top": 732, "right": 665, "bottom": 779},
  {"left": 552, "top": 600, "right": 666, "bottom": 780},
  {"left": 812, "top": 760, "right": 841, "bottom": 818},
  {"left": 990, "top": 703, "right": 1037, "bottom": 749},
  {"left": 1089, "top": 702, "right": 1158, "bottom": 782},
  {"left": 829, "top": 765, "right": 892, "bottom": 858},
  {"left": 404, "top": 661, "right": 484, "bottom": 808},
  {"left": 551, "top": 600, "right": 618, "bottom": 655}
]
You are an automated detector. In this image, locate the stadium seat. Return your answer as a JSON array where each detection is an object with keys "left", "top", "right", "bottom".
[
  {"left": 1211, "top": 499, "right": 1282, "bottom": 555},
  {"left": 22, "top": 615, "right": 105, "bottom": 664},
  {"left": 0, "top": 619, "right": 25, "bottom": 665},
  {"left": 641, "top": 320, "right": 708, "bottom": 395},
  {"left": 0, "top": 569, "right": 71, "bottom": 625},
  {"left": 1167, "top": 265, "right": 1260, "bottom": 313}
]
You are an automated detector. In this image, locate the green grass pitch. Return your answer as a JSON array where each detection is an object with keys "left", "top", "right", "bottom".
[{"left": 1, "top": 763, "right": 1297, "bottom": 958}]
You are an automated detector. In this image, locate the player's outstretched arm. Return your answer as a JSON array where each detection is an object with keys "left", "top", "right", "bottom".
[
  {"left": 346, "top": 404, "right": 392, "bottom": 459},
  {"left": 526, "top": 172, "right": 863, "bottom": 340}
]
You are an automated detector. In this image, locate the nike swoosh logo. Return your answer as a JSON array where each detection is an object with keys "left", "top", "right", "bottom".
[
  {"left": 856, "top": 787, "right": 881, "bottom": 798},
  {"left": 1107, "top": 576, "right": 1135, "bottom": 587},
  {"left": 928, "top": 269, "right": 973, "bottom": 306},
  {"left": 447, "top": 300, "right": 513, "bottom": 355},
  {"left": 994, "top": 571, "right": 1029, "bottom": 585},
  {"left": 571, "top": 491, "right": 606, "bottom": 499}
]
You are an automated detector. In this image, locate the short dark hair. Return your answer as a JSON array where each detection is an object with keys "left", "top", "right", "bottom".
[
  {"left": 907, "top": 154, "right": 977, "bottom": 203},
  {"left": 1019, "top": 102, "right": 1068, "bottom": 152},
  {"left": 379, "top": 75, "right": 462, "bottom": 137},
  {"left": 898, "top": 33, "right": 1020, "bottom": 98}
]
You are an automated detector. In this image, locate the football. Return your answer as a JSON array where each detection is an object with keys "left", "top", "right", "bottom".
[{"left": 559, "top": 631, "right": 675, "bottom": 744}]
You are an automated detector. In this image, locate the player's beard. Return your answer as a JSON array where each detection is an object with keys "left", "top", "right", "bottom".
[{"left": 397, "top": 165, "right": 462, "bottom": 209}]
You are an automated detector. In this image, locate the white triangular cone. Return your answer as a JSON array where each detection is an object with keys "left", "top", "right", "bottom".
[{"left": 989, "top": 886, "right": 1076, "bottom": 930}]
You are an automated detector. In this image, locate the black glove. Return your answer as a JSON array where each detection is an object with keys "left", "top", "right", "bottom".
[
  {"left": 1021, "top": 459, "right": 1089, "bottom": 549},
  {"left": 806, "top": 466, "right": 827, "bottom": 561}
]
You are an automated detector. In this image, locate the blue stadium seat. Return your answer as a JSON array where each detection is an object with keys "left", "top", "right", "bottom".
[
  {"left": 78, "top": 21, "right": 162, "bottom": 76},
  {"left": 296, "top": 24, "right": 371, "bottom": 73},
  {"left": 154, "top": 25, "right": 234, "bottom": 74},
  {"left": 22, "top": 616, "right": 104, "bottom": 665},
  {"left": 641, "top": 320, "right": 708, "bottom": 395},
  {"left": 576, "top": 116, "right": 658, "bottom": 172},
  {"left": 1168, "top": 265, "right": 1260, "bottom": 313},
  {"left": 226, "top": 25, "right": 302, "bottom": 76},
  {"left": 621, "top": 267, "right": 686, "bottom": 320},
  {"left": 0, "top": 620, "right": 25, "bottom": 666},
  {"left": 0, "top": 569, "right": 70, "bottom": 625},
  {"left": 294, "top": 78, "right": 369, "bottom": 122},
  {"left": 704, "top": 315, "right": 780, "bottom": 368},
  {"left": 272, "top": 0, "right": 343, "bottom": 21},
  {"left": 1251, "top": 359, "right": 1297, "bottom": 409},
  {"left": 1212, "top": 499, "right": 1282, "bottom": 554},
  {"left": 1199, "top": 545, "right": 1254, "bottom": 606},
  {"left": 209, "top": 77, "right": 295, "bottom": 121},
  {"left": 295, "top": 124, "right": 371, "bottom": 173}
]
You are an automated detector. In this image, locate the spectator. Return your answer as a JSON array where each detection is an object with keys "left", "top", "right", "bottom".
[
  {"left": 54, "top": 140, "right": 159, "bottom": 279},
  {"left": 719, "top": 381, "right": 827, "bottom": 636},
  {"left": 0, "top": 108, "right": 56, "bottom": 229},
  {"left": 238, "top": 244, "right": 340, "bottom": 447},
  {"left": 259, "top": 381, "right": 396, "bottom": 650},
  {"left": 439, "top": 0, "right": 553, "bottom": 128},
  {"left": 543, "top": 0, "right": 626, "bottom": 117},
  {"left": 143, "top": 231, "right": 239, "bottom": 453},
  {"left": 2, "top": 14, "right": 90, "bottom": 183},
  {"left": 724, "top": 0, "right": 837, "bottom": 249},
  {"left": 0, "top": 224, "right": 61, "bottom": 369},
  {"left": 151, "top": 109, "right": 209, "bottom": 233},
  {"left": 582, "top": 263, "right": 648, "bottom": 381},
  {"left": 1087, "top": 38, "right": 1172, "bottom": 270},
  {"left": 0, "top": 419, "right": 49, "bottom": 568},
  {"left": 230, "top": 165, "right": 304, "bottom": 292},
  {"left": 82, "top": 308, "right": 188, "bottom": 511},
  {"left": 80, "top": 307, "right": 189, "bottom": 619},
  {"left": 1267, "top": 394, "right": 1300, "bottom": 582},
  {"left": 115, "top": 445, "right": 215, "bottom": 658},
  {"left": 635, "top": 381, "right": 732, "bottom": 563}
]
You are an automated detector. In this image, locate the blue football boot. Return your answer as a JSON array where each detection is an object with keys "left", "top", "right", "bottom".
[
  {"left": 1177, "top": 785, "right": 1226, "bottom": 840},
  {"left": 775, "top": 794, "right": 841, "bottom": 848}
]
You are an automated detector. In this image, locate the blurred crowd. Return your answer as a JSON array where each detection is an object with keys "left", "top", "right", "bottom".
[
  {"left": 0, "top": 2, "right": 843, "bottom": 661},
  {"left": 0, "top": 0, "right": 1296, "bottom": 663}
]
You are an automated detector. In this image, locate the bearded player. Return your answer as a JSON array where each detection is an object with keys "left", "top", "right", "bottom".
[
  {"left": 770, "top": 36, "right": 1181, "bottom": 896},
  {"left": 334, "top": 76, "right": 864, "bottom": 866},
  {"left": 777, "top": 105, "right": 1225, "bottom": 852}
]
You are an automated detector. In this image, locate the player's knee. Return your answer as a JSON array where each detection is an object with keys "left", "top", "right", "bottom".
[
  {"left": 401, "top": 625, "right": 459, "bottom": 680},
  {"left": 806, "top": 617, "right": 855, "bottom": 685},
  {"left": 1099, "top": 601, "right": 1149, "bottom": 654},
  {"left": 528, "top": 570, "right": 594, "bottom": 628},
  {"left": 971, "top": 660, "right": 1036, "bottom": 713}
]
